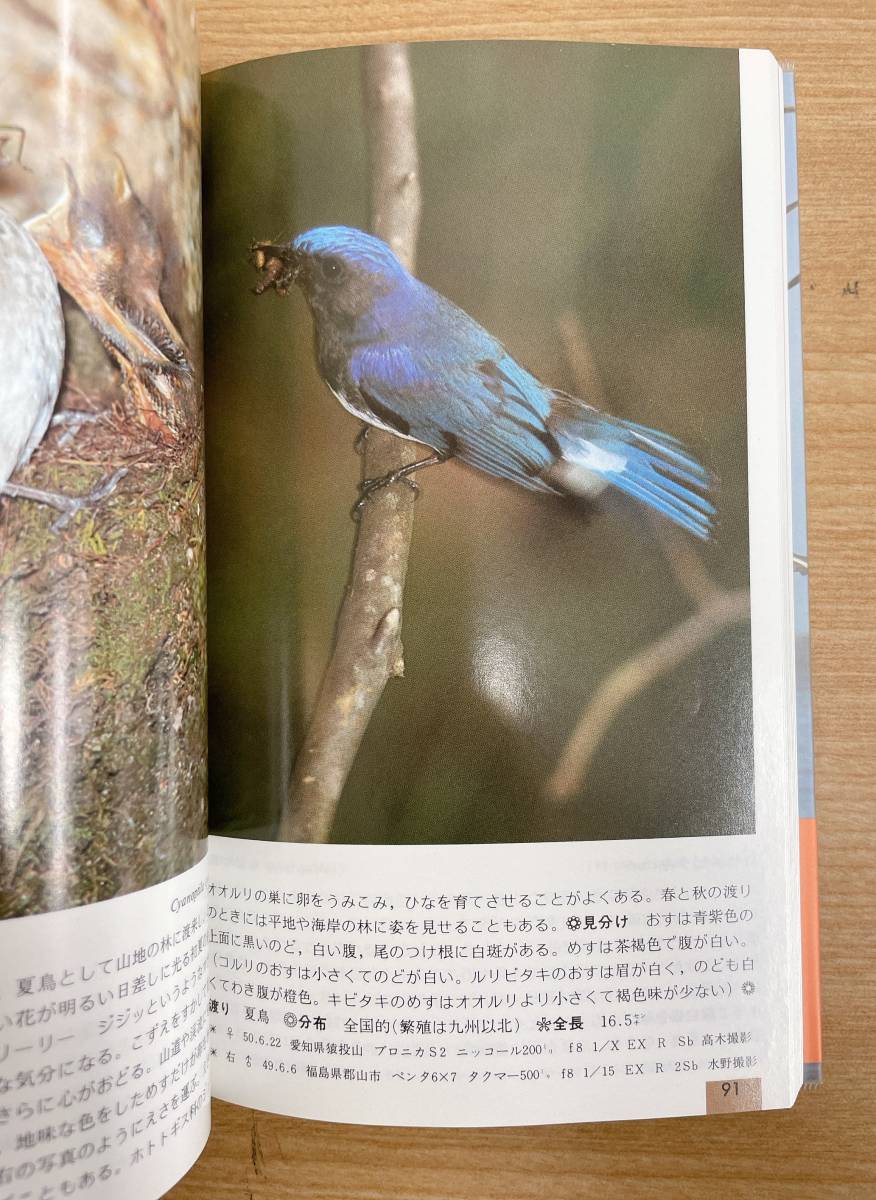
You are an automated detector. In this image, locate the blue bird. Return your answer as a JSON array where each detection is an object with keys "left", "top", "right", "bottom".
[{"left": 251, "top": 226, "right": 714, "bottom": 539}]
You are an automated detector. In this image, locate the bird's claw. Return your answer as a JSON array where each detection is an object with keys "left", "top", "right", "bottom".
[
  {"left": 49, "top": 467, "right": 129, "bottom": 532},
  {"left": 352, "top": 472, "right": 419, "bottom": 518},
  {"left": 51, "top": 409, "right": 105, "bottom": 448}
]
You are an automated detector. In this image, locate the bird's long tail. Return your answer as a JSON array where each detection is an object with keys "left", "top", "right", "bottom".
[{"left": 548, "top": 402, "right": 716, "bottom": 541}]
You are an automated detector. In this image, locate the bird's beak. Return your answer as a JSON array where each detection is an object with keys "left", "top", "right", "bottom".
[
  {"left": 250, "top": 241, "right": 300, "bottom": 296},
  {"left": 89, "top": 288, "right": 189, "bottom": 372},
  {"left": 26, "top": 164, "right": 190, "bottom": 374}
]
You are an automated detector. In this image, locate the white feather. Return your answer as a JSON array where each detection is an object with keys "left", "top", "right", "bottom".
[{"left": 550, "top": 438, "right": 628, "bottom": 498}]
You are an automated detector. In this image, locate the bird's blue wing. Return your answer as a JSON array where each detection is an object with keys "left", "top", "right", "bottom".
[
  {"left": 348, "top": 341, "right": 449, "bottom": 448},
  {"left": 350, "top": 334, "right": 560, "bottom": 492}
]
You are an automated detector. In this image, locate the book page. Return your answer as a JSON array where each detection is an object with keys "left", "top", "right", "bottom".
[
  {"left": 202, "top": 42, "right": 801, "bottom": 1125},
  {"left": 0, "top": 0, "right": 209, "bottom": 1192}
]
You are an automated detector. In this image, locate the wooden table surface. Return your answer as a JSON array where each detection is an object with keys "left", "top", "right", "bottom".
[{"left": 175, "top": 2, "right": 876, "bottom": 1196}]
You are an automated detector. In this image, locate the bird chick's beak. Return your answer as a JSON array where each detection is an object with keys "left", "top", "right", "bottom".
[
  {"left": 26, "top": 162, "right": 191, "bottom": 375},
  {"left": 249, "top": 241, "right": 300, "bottom": 296}
]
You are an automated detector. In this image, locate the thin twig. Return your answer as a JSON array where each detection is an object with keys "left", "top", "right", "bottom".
[
  {"left": 278, "top": 44, "right": 422, "bottom": 842},
  {"left": 543, "top": 587, "right": 750, "bottom": 804},
  {"left": 560, "top": 307, "right": 720, "bottom": 607},
  {"left": 651, "top": 515, "right": 722, "bottom": 609},
  {"left": 0, "top": 805, "right": 45, "bottom": 894},
  {"left": 558, "top": 309, "right": 607, "bottom": 409},
  {"left": 549, "top": 307, "right": 731, "bottom": 800}
]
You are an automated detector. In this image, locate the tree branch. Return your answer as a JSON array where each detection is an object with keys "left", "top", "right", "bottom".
[
  {"left": 546, "top": 307, "right": 738, "bottom": 804},
  {"left": 278, "top": 43, "right": 422, "bottom": 842},
  {"left": 543, "top": 587, "right": 750, "bottom": 804},
  {"left": 650, "top": 515, "right": 722, "bottom": 610},
  {"left": 558, "top": 309, "right": 607, "bottom": 410}
]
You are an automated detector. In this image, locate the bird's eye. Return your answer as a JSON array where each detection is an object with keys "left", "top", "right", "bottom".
[{"left": 319, "top": 256, "right": 344, "bottom": 281}]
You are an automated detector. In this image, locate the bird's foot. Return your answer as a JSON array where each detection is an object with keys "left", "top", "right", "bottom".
[
  {"left": 1, "top": 467, "right": 128, "bottom": 532},
  {"left": 50, "top": 467, "right": 129, "bottom": 531},
  {"left": 352, "top": 470, "right": 419, "bottom": 518},
  {"left": 51, "top": 409, "right": 105, "bottom": 448},
  {"left": 352, "top": 451, "right": 446, "bottom": 518}
]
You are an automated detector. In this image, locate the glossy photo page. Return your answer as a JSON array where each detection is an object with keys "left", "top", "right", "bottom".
[{"left": 201, "top": 42, "right": 803, "bottom": 1126}]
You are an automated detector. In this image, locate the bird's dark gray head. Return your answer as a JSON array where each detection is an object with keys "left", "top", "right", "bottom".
[{"left": 251, "top": 225, "right": 410, "bottom": 326}]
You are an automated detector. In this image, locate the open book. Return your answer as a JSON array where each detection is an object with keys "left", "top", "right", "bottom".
[{"left": 0, "top": 5, "right": 820, "bottom": 1195}]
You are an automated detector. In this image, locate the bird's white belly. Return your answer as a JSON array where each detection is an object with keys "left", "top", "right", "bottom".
[{"left": 0, "top": 209, "right": 65, "bottom": 487}]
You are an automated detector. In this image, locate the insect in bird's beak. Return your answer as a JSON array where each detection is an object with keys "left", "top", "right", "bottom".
[{"left": 249, "top": 241, "right": 299, "bottom": 296}]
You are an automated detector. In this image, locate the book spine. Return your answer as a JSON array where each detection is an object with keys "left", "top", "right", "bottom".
[{"left": 783, "top": 68, "right": 822, "bottom": 1087}]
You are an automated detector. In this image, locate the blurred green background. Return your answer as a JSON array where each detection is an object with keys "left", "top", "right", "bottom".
[{"left": 202, "top": 41, "right": 752, "bottom": 844}]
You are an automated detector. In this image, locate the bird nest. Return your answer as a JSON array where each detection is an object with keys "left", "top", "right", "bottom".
[{"left": 0, "top": 375, "right": 207, "bottom": 918}]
